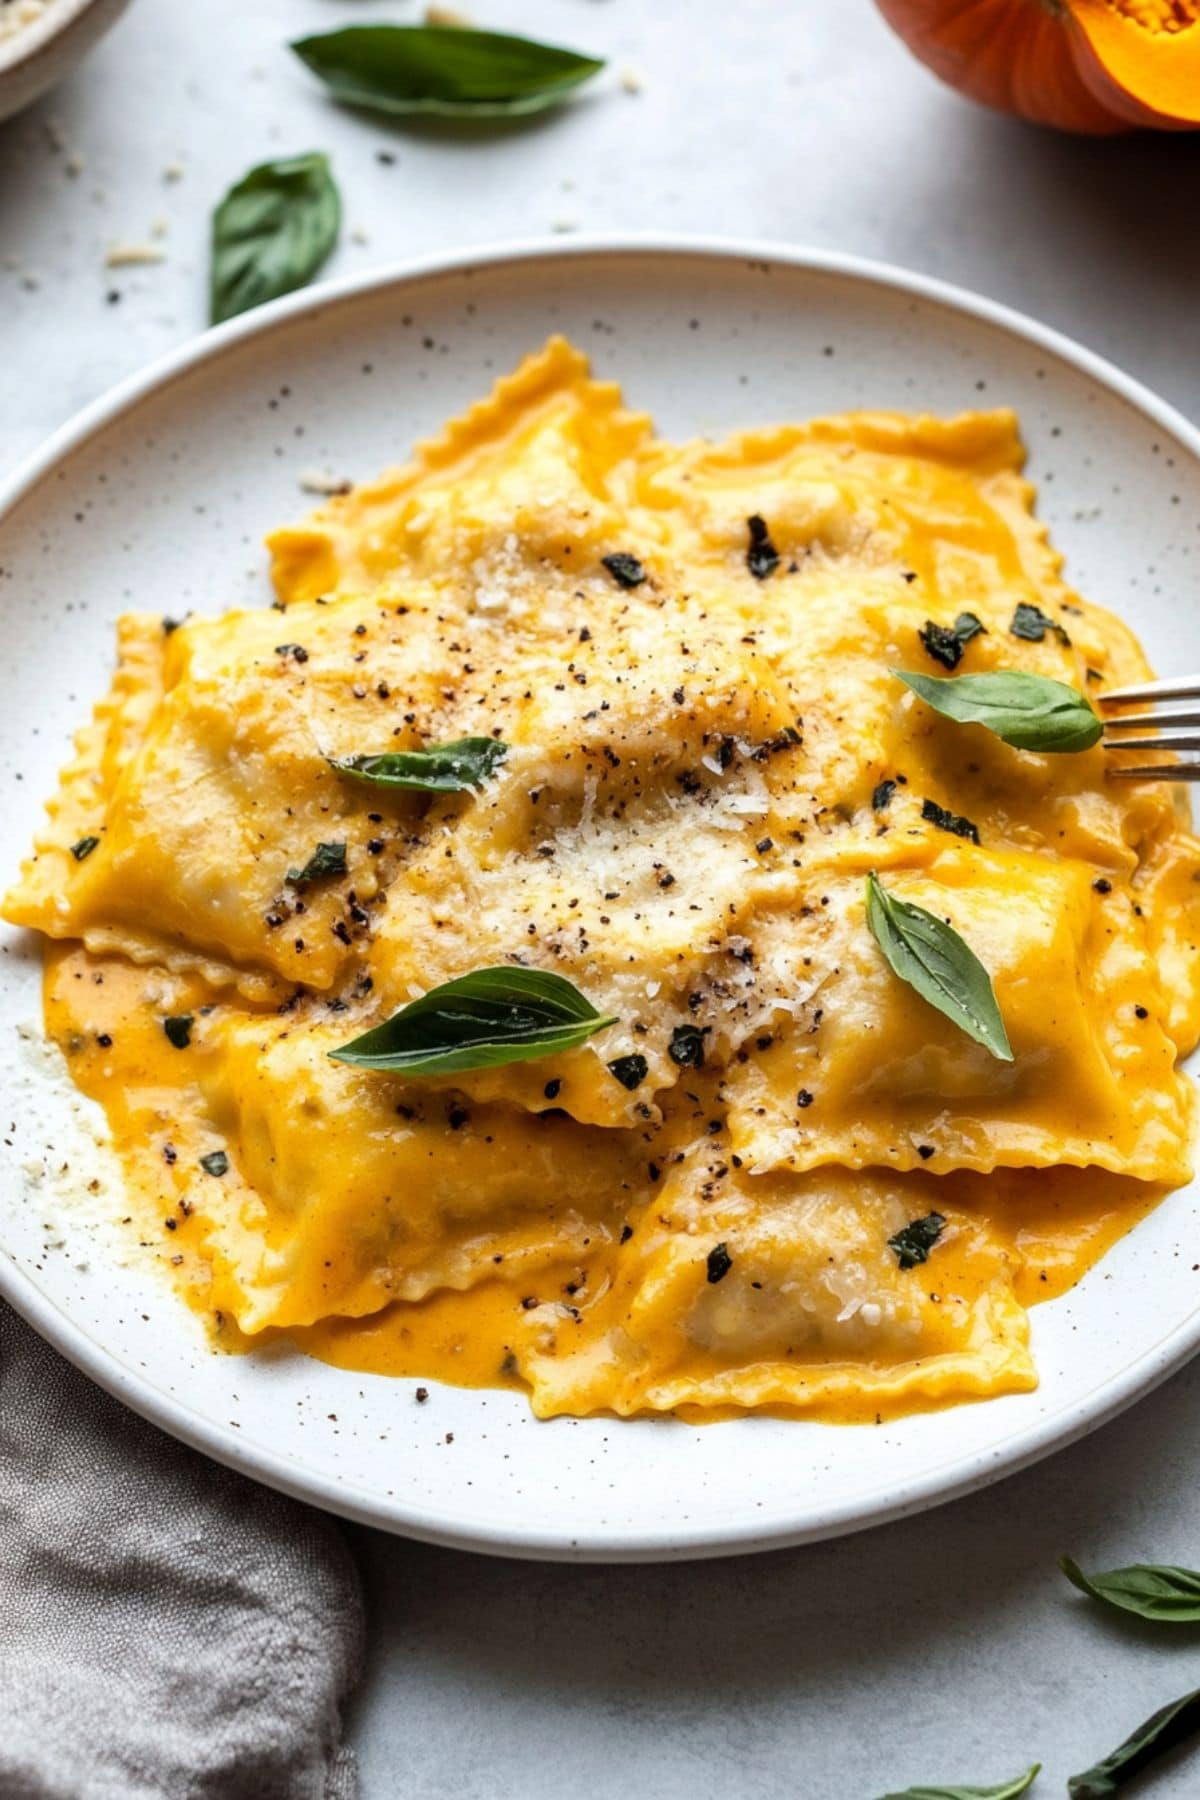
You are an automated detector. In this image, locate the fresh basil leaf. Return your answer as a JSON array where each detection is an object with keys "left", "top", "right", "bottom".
[
  {"left": 287, "top": 841, "right": 347, "bottom": 884},
  {"left": 1068, "top": 1688, "right": 1200, "bottom": 1797},
  {"left": 292, "top": 25, "right": 603, "bottom": 119},
  {"left": 865, "top": 871, "right": 1013, "bottom": 1062},
  {"left": 888, "top": 1212, "right": 946, "bottom": 1270},
  {"left": 330, "top": 738, "right": 508, "bottom": 794},
  {"left": 875, "top": 1766, "right": 1039, "bottom": 1800},
  {"left": 895, "top": 670, "right": 1102, "bottom": 753},
  {"left": 1061, "top": 1555, "right": 1200, "bottom": 1623},
  {"left": 329, "top": 966, "right": 616, "bottom": 1076},
  {"left": 211, "top": 152, "right": 340, "bottom": 325}
]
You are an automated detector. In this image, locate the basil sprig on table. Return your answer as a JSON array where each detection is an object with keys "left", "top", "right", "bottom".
[
  {"left": 895, "top": 670, "right": 1102, "bottom": 753},
  {"left": 1061, "top": 1556, "right": 1200, "bottom": 1623},
  {"left": 211, "top": 152, "right": 340, "bottom": 325},
  {"left": 876, "top": 1766, "right": 1040, "bottom": 1800},
  {"left": 293, "top": 26, "right": 604, "bottom": 119},
  {"left": 1068, "top": 1687, "right": 1200, "bottom": 1797},
  {"left": 330, "top": 738, "right": 508, "bottom": 794},
  {"left": 330, "top": 966, "right": 615, "bottom": 1076},
  {"left": 865, "top": 872, "right": 1013, "bottom": 1062}
]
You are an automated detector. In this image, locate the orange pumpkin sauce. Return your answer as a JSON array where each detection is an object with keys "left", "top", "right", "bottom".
[{"left": 44, "top": 942, "right": 1164, "bottom": 1421}]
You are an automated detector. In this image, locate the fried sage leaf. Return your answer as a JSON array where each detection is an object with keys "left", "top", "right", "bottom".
[
  {"left": 1068, "top": 1688, "right": 1200, "bottom": 1797},
  {"left": 329, "top": 966, "right": 616, "bottom": 1076},
  {"left": 287, "top": 841, "right": 347, "bottom": 884},
  {"left": 875, "top": 1764, "right": 1040, "bottom": 1800},
  {"left": 211, "top": 152, "right": 340, "bottom": 325},
  {"left": 1061, "top": 1556, "right": 1200, "bottom": 1624},
  {"left": 918, "top": 611, "right": 986, "bottom": 671},
  {"left": 895, "top": 670, "right": 1102, "bottom": 753},
  {"left": 865, "top": 872, "right": 1013, "bottom": 1062},
  {"left": 330, "top": 738, "right": 508, "bottom": 794},
  {"left": 292, "top": 25, "right": 603, "bottom": 119},
  {"left": 888, "top": 1212, "right": 946, "bottom": 1270}
]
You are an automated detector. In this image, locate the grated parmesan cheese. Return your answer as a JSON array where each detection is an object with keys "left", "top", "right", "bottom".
[{"left": 0, "top": 0, "right": 51, "bottom": 44}]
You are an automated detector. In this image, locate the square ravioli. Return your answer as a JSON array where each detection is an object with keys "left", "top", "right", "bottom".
[{"left": 10, "top": 340, "right": 1200, "bottom": 1423}]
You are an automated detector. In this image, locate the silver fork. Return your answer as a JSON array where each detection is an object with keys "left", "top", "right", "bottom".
[{"left": 1100, "top": 677, "right": 1200, "bottom": 781}]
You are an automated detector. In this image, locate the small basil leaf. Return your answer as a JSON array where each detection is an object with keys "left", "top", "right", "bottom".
[
  {"left": 895, "top": 670, "right": 1101, "bottom": 753},
  {"left": 330, "top": 738, "right": 508, "bottom": 794},
  {"left": 1068, "top": 1688, "right": 1200, "bottom": 1797},
  {"left": 329, "top": 966, "right": 616, "bottom": 1076},
  {"left": 865, "top": 872, "right": 1013, "bottom": 1062},
  {"left": 1061, "top": 1555, "right": 1200, "bottom": 1623},
  {"left": 292, "top": 25, "right": 604, "bottom": 119},
  {"left": 211, "top": 152, "right": 340, "bottom": 326},
  {"left": 875, "top": 1764, "right": 1040, "bottom": 1800}
]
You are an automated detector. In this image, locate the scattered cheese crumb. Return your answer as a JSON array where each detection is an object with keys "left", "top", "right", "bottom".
[
  {"left": 424, "top": 3, "right": 471, "bottom": 22},
  {"left": 0, "top": 0, "right": 51, "bottom": 41},
  {"left": 551, "top": 218, "right": 579, "bottom": 235},
  {"left": 620, "top": 66, "right": 644, "bottom": 95},
  {"left": 350, "top": 226, "right": 370, "bottom": 246},
  {"left": 105, "top": 243, "right": 166, "bottom": 268},
  {"left": 298, "top": 468, "right": 354, "bottom": 497},
  {"left": 162, "top": 161, "right": 185, "bottom": 183}
]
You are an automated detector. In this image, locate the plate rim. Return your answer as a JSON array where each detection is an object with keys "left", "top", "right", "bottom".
[{"left": 4, "top": 231, "right": 1200, "bottom": 1564}]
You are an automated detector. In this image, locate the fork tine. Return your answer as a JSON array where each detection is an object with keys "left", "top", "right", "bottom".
[
  {"left": 1104, "top": 734, "right": 1200, "bottom": 752},
  {"left": 1108, "top": 765, "right": 1200, "bottom": 782},
  {"left": 1100, "top": 676, "right": 1200, "bottom": 707},
  {"left": 1103, "top": 709, "right": 1200, "bottom": 731}
]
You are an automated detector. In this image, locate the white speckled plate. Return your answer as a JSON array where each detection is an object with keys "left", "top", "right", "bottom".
[{"left": 3, "top": 239, "right": 1200, "bottom": 1562}]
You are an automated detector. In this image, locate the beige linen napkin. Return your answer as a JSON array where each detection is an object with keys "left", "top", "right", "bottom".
[{"left": 0, "top": 1301, "right": 364, "bottom": 1799}]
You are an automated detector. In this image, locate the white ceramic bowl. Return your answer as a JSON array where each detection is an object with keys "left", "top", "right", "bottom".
[
  {"left": 0, "top": 0, "right": 134, "bottom": 122},
  {"left": 3, "top": 238, "right": 1199, "bottom": 1561}
]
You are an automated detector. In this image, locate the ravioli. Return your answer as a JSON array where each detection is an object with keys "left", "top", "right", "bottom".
[{"left": 9, "top": 339, "right": 1200, "bottom": 1423}]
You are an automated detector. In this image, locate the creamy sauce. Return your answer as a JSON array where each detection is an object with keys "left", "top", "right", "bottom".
[{"left": 17, "top": 340, "right": 1200, "bottom": 1424}]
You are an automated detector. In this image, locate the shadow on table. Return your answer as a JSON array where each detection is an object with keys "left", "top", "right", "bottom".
[
  {"left": 347, "top": 1353, "right": 1200, "bottom": 1734},
  {"left": 990, "top": 119, "right": 1200, "bottom": 290},
  {"left": 863, "top": 110, "right": 1200, "bottom": 392}
]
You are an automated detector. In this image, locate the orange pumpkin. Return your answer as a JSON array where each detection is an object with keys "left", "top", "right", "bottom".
[{"left": 876, "top": 0, "right": 1200, "bottom": 134}]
